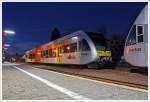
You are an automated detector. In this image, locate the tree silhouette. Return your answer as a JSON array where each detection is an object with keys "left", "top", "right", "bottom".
[
  {"left": 109, "top": 33, "right": 125, "bottom": 62},
  {"left": 50, "top": 27, "right": 61, "bottom": 41},
  {"left": 97, "top": 24, "right": 107, "bottom": 38}
]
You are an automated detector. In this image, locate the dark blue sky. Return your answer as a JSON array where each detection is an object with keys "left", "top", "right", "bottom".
[{"left": 3, "top": 2, "right": 147, "bottom": 55}]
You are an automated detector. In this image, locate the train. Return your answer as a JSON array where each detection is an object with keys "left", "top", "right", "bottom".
[
  {"left": 24, "top": 31, "right": 113, "bottom": 68},
  {"left": 124, "top": 4, "right": 148, "bottom": 68},
  {"left": 24, "top": 4, "right": 148, "bottom": 68}
]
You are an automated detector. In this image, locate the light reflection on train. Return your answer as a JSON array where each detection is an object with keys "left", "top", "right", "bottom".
[{"left": 24, "top": 31, "right": 113, "bottom": 68}]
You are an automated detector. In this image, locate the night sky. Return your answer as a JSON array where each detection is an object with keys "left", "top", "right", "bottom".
[{"left": 3, "top": 2, "right": 147, "bottom": 55}]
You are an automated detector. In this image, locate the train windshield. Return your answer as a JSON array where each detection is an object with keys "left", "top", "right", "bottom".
[
  {"left": 126, "top": 25, "right": 144, "bottom": 46},
  {"left": 126, "top": 25, "right": 136, "bottom": 45},
  {"left": 86, "top": 32, "right": 108, "bottom": 50}
]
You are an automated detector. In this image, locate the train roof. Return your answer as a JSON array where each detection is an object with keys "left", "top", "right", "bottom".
[
  {"left": 134, "top": 4, "right": 148, "bottom": 25},
  {"left": 25, "top": 30, "right": 106, "bottom": 53},
  {"left": 40, "top": 30, "right": 84, "bottom": 48},
  {"left": 25, "top": 30, "right": 85, "bottom": 52}
]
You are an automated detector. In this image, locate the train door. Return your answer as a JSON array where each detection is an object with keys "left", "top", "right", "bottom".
[
  {"left": 56, "top": 45, "right": 63, "bottom": 64},
  {"left": 35, "top": 48, "right": 41, "bottom": 63}
]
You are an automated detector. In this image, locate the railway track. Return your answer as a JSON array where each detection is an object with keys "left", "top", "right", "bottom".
[{"left": 29, "top": 64, "right": 148, "bottom": 91}]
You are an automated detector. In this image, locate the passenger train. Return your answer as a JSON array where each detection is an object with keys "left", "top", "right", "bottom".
[
  {"left": 124, "top": 4, "right": 148, "bottom": 67},
  {"left": 24, "top": 31, "right": 112, "bottom": 68}
]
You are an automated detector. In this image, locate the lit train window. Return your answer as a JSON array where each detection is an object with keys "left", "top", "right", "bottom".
[
  {"left": 56, "top": 47, "right": 62, "bottom": 57},
  {"left": 63, "top": 43, "right": 77, "bottom": 53},
  {"left": 79, "top": 39, "right": 90, "bottom": 51},
  {"left": 136, "top": 25, "right": 144, "bottom": 43},
  {"left": 52, "top": 48, "right": 56, "bottom": 57},
  {"left": 64, "top": 45, "right": 70, "bottom": 53},
  {"left": 60, "top": 46, "right": 64, "bottom": 53},
  {"left": 48, "top": 49, "right": 52, "bottom": 57}
]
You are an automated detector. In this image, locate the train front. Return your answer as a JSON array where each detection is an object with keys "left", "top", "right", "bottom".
[{"left": 86, "top": 32, "right": 112, "bottom": 67}]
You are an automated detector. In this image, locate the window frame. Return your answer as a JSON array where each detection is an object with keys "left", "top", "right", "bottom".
[{"left": 136, "top": 25, "right": 144, "bottom": 43}]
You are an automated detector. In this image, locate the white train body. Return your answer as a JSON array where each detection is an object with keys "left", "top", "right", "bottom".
[
  {"left": 124, "top": 5, "right": 148, "bottom": 67},
  {"left": 25, "top": 30, "right": 112, "bottom": 67}
]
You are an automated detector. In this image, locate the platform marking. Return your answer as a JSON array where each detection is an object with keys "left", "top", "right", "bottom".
[
  {"left": 13, "top": 66, "right": 90, "bottom": 100},
  {"left": 29, "top": 65, "right": 148, "bottom": 93}
]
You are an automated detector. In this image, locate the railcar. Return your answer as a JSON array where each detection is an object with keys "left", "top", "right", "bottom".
[
  {"left": 25, "top": 30, "right": 112, "bottom": 68},
  {"left": 124, "top": 4, "right": 148, "bottom": 67}
]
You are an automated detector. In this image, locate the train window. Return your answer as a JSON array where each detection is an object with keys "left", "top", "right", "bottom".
[
  {"left": 137, "top": 26, "right": 143, "bottom": 35},
  {"left": 43, "top": 51, "right": 45, "bottom": 56},
  {"left": 42, "top": 51, "right": 44, "bottom": 57},
  {"left": 70, "top": 43, "right": 77, "bottom": 52},
  {"left": 138, "top": 35, "right": 143, "bottom": 43},
  {"left": 48, "top": 49, "right": 52, "bottom": 57},
  {"left": 79, "top": 39, "right": 90, "bottom": 51},
  {"left": 86, "top": 32, "right": 107, "bottom": 47},
  {"left": 29, "top": 55, "right": 31, "bottom": 59},
  {"left": 60, "top": 46, "right": 64, "bottom": 53},
  {"left": 58, "top": 46, "right": 63, "bottom": 54},
  {"left": 45, "top": 50, "right": 48, "bottom": 56},
  {"left": 41, "top": 51, "right": 43, "bottom": 57},
  {"left": 29, "top": 54, "right": 35, "bottom": 59},
  {"left": 126, "top": 25, "right": 136, "bottom": 45},
  {"left": 32, "top": 54, "right": 34, "bottom": 59},
  {"left": 52, "top": 48, "right": 56, "bottom": 57},
  {"left": 29, "top": 54, "right": 32, "bottom": 59},
  {"left": 44, "top": 51, "right": 46, "bottom": 56},
  {"left": 64, "top": 45, "right": 70, "bottom": 53},
  {"left": 63, "top": 43, "right": 77, "bottom": 53},
  {"left": 136, "top": 25, "right": 144, "bottom": 43}
]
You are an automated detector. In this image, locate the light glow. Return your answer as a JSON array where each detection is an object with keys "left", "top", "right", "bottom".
[
  {"left": 67, "top": 46, "right": 70, "bottom": 50},
  {"left": 4, "top": 44, "right": 11, "bottom": 47},
  {"left": 72, "top": 36, "right": 78, "bottom": 40},
  {"left": 4, "top": 30, "right": 15, "bottom": 34}
]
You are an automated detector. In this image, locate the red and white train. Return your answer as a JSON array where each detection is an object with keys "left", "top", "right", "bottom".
[{"left": 24, "top": 30, "right": 112, "bottom": 68}]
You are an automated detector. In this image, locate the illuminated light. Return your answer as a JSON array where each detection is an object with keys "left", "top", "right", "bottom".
[
  {"left": 72, "top": 36, "right": 78, "bottom": 40},
  {"left": 4, "top": 44, "right": 10, "bottom": 47},
  {"left": 4, "top": 30, "right": 15, "bottom": 34},
  {"left": 67, "top": 46, "right": 70, "bottom": 50},
  {"left": 37, "top": 52, "right": 41, "bottom": 55}
]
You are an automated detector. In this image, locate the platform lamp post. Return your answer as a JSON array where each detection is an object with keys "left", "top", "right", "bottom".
[{"left": 2, "top": 30, "right": 15, "bottom": 62}]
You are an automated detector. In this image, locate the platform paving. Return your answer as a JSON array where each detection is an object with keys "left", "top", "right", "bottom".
[{"left": 31, "top": 64, "right": 148, "bottom": 87}]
